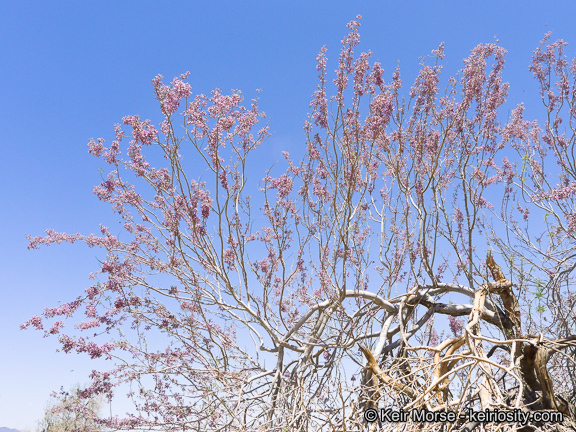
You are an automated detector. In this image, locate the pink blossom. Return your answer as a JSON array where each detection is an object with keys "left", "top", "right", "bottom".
[
  {"left": 223, "top": 248, "right": 235, "bottom": 267},
  {"left": 88, "top": 138, "right": 105, "bottom": 156},
  {"left": 266, "top": 174, "right": 293, "bottom": 198},
  {"left": 21, "top": 315, "right": 43, "bottom": 330},
  {"left": 447, "top": 315, "right": 465, "bottom": 336}
]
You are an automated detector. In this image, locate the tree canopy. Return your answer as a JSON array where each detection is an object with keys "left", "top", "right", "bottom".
[{"left": 24, "top": 17, "right": 576, "bottom": 432}]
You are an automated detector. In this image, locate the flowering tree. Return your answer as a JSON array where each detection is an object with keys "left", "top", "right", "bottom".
[{"left": 24, "top": 17, "right": 576, "bottom": 432}]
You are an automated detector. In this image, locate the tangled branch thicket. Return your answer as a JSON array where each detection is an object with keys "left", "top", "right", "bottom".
[{"left": 25, "top": 17, "right": 576, "bottom": 432}]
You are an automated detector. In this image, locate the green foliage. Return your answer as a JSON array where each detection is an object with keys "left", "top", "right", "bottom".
[{"left": 33, "top": 384, "right": 104, "bottom": 432}]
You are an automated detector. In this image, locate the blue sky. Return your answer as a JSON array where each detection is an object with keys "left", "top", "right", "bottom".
[{"left": 2, "top": 1, "right": 576, "bottom": 429}]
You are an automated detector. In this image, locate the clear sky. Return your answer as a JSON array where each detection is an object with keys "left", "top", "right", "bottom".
[{"left": 2, "top": 1, "right": 576, "bottom": 429}]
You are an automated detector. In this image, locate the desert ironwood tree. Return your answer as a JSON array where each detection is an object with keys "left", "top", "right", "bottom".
[{"left": 24, "top": 16, "right": 576, "bottom": 432}]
